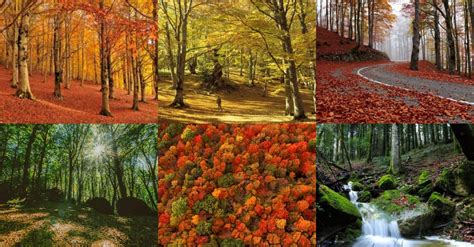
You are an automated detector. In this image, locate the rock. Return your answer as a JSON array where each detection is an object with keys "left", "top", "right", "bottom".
[
  {"left": 357, "top": 191, "right": 372, "bottom": 203},
  {"left": 377, "top": 175, "right": 397, "bottom": 190},
  {"left": 319, "top": 185, "right": 360, "bottom": 218},
  {"left": 416, "top": 171, "right": 434, "bottom": 198},
  {"left": 349, "top": 180, "right": 365, "bottom": 191},
  {"left": 317, "top": 184, "right": 361, "bottom": 241},
  {"left": 428, "top": 192, "right": 455, "bottom": 220},
  {"left": 0, "top": 183, "right": 11, "bottom": 203},
  {"left": 46, "top": 188, "right": 64, "bottom": 202},
  {"left": 398, "top": 204, "right": 435, "bottom": 236},
  {"left": 372, "top": 190, "right": 420, "bottom": 214},
  {"left": 86, "top": 197, "right": 113, "bottom": 215},
  {"left": 435, "top": 161, "right": 474, "bottom": 196},
  {"left": 116, "top": 197, "right": 155, "bottom": 217}
]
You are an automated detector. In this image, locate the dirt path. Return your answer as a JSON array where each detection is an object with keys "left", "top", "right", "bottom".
[
  {"left": 0, "top": 66, "right": 157, "bottom": 124},
  {"left": 158, "top": 75, "right": 316, "bottom": 123},
  {"left": 316, "top": 61, "right": 474, "bottom": 123},
  {"left": 0, "top": 202, "right": 156, "bottom": 246},
  {"left": 357, "top": 63, "right": 474, "bottom": 105}
]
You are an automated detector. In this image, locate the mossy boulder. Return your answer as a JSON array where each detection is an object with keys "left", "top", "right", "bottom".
[
  {"left": 435, "top": 161, "right": 474, "bottom": 196},
  {"left": 415, "top": 171, "right": 434, "bottom": 198},
  {"left": 349, "top": 181, "right": 366, "bottom": 191},
  {"left": 377, "top": 175, "right": 397, "bottom": 190},
  {"left": 319, "top": 185, "right": 360, "bottom": 218},
  {"left": 372, "top": 190, "right": 420, "bottom": 215},
  {"left": 334, "top": 220, "right": 362, "bottom": 243},
  {"left": 357, "top": 191, "right": 372, "bottom": 203},
  {"left": 428, "top": 192, "right": 455, "bottom": 220},
  {"left": 397, "top": 204, "right": 435, "bottom": 236}
]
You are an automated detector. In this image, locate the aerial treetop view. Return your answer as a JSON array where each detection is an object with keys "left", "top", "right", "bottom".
[
  {"left": 158, "top": 0, "right": 316, "bottom": 123},
  {"left": 316, "top": 0, "right": 474, "bottom": 123},
  {"left": 0, "top": 0, "right": 158, "bottom": 123},
  {"left": 0, "top": 124, "right": 157, "bottom": 246}
]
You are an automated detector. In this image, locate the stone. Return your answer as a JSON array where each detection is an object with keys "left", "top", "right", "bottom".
[
  {"left": 116, "top": 197, "right": 155, "bottom": 217},
  {"left": 86, "top": 197, "right": 113, "bottom": 215}
]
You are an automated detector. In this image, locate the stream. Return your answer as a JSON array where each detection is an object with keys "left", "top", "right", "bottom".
[{"left": 343, "top": 182, "right": 473, "bottom": 247}]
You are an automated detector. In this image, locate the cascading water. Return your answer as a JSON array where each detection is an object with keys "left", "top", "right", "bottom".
[{"left": 343, "top": 182, "right": 473, "bottom": 247}]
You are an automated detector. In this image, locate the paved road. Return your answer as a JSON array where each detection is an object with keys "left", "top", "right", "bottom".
[{"left": 356, "top": 63, "right": 474, "bottom": 105}]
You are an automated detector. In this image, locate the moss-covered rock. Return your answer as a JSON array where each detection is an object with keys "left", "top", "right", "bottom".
[
  {"left": 357, "top": 191, "right": 372, "bottom": 203},
  {"left": 417, "top": 170, "right": 431, "bottom": 186},
  {"left": 319, "top": 185, "right": 360, "bottom": 218},
  {"left": 349, "top": 181, "right": 366, "bottom": 191},
  {"left": 398, "top": 204, "right": 435, "bottom": 236},
  {"left": 428, "top": 192, "right": 455, "bottom": 219},
  {"left": 334, "top": 221, "right": 362, "bottom": 243},
  {"left": 371, "top": 190, "right": 420, "bottom": 214},
  {"left": 435, "top": 161, "right": 474, "bottom": 196},
  {"left": 377, "top": 175, "right": 397, "bottom": 190}
]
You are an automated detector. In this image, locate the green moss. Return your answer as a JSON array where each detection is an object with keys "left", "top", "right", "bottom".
[
  {"left": 349, "top": 181, "right": 365, "bottom": 191},
  {"left": 217, "top": 173, "right": 235, "bottom": 188},
  {"left": 435, "top": 168, "right": 452, "bottom": 191},
  {"left": 372, "top": 190, "right": 420, "bottom": 214},
  {"left": 357, "top": 191, "right": 372, "bottom": 202},
  {"left": 171, "top": 197, "right": 188, "bottom": 217},
  {"left": 428, "top": 192, "right": 455, "bottom": 218},
  {"left": 377, "top": 175, "right": 397, "bottom": 190},
  {"left": 417, "top": 170, "right": 431, "bottom": 186},
  {"left": 319, "top": 185, "right": 360, "bottom": 218},
  {"left": 220, "top": 238, "right": 245, "bottom": 247},
  {"left": 193, "top": 195, "right": 219, "bottom": 214},
  {"left": 196, "top": 221, "right": 212, "bottom": 235}
]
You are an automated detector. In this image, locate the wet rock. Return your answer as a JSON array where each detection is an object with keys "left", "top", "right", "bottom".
[
  {"left": 357, "top": 191, "right": 372, "bottom": 203},
  {"left": 435, "top": 161, "right": 474, "bottom": 196},
  {"left": 428, "top": 192, "right": 455, "bottom": 220},
  {"left": 377, "top": 175, "right": 397, "bottom": 190},
  {"left": 86, "top": 197, "right": 113, "bottom": 215},
  {"left": 116, "top": 197, "right": 155, "bottom": 217},
  {"left": 398, "top": 204, "right": 435, "bottom": 236}
]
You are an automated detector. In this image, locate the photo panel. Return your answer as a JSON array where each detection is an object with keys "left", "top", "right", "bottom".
[
  {"left": 158, "top": 123, "right": 316, "bottom": 245},
  {"left": 0, "top": 2, "right": 158, "bottom": 124},
  {"left": 157, "top": 1, "right": 316, "bottom": 123},
  {"left": 0, "top": 124, "right": 157, "bottom": 246},
  {"left": 316, "top": 123, "right": 474, "bottom": 246},
  {"left": 316, "top": 0, "right": 474, "bottom": 123}
]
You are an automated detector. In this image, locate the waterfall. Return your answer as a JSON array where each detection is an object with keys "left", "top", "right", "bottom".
[{"left": 343, "top": 182, "right": 473, "bottom": 247}]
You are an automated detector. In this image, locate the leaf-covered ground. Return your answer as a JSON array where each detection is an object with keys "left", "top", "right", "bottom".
[
  {"left": 317, "top": 61, "right": 474, "bottom": 123},
  {"left": 0, "top": 202, "right": 157, "bottom": 246},
  {"left": 158, "top": 74, "right": 316, "bottom": 123},
  {"left": 158, "top": 124, "right": 316, "bottom": 246},
  {"left": 0, "top": 66, "right": 157, "bottom": 124}
]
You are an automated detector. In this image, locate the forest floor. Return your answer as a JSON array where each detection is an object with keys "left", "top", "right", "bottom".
[
  {"left": 158, "top": 74, "right": 316, "bottom": 123},
  {"left": 0, "top": 66, "right": 157, "bottom": 124},
  {"left": 0, "top": 202, "right": 157, "bottom": 246},
  {"left": 317, "top": 27, "right": 474, "bottom": 123}
]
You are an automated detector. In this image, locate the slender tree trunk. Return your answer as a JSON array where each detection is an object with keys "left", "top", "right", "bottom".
[
  {"left": 16, "top": 12, "right": 33, "bottom": 99},
  {"left": 21, "top": 125, "right": 39, "bottom": 197},
  {"left": 390, "top": 124, "right": 401, "bottom": 174},
  {"left": 433, "top": 0, "right": 442, "bottom": 70},
  {"left": 99, "top": 0, "right": 111, "bottom": 116},
  {"left": 410, "top": 0, "right": 421, "bottom": 70},
  {"left": 53, "top": 10, "right": 63, "bottom": 99},
  {"left": 442, "top": 0, "right": 457, "bottom": 74}
]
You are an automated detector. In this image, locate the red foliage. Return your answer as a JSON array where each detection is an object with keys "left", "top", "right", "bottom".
[
  {"left": 0, "top": 66, "right": 157, "bottom": 123},
  {"left": 317, "top": 61, "right": 474, "bottom": 123}
]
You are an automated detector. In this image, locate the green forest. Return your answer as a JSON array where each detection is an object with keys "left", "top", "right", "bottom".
[
  {"left": 0, "top": 124, "right": 157, "bottom": 246},
  {"left": 316, "top": 124, "right": 474, "bottom": 246}
]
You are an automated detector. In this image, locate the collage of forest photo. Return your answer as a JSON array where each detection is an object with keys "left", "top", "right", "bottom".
[{"left": 1, "top": 0, "right": 474, "bottom": 246}]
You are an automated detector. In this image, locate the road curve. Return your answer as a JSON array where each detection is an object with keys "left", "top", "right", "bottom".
[{"left": 356, "top": 63, "right": 474, "bottom": 106}]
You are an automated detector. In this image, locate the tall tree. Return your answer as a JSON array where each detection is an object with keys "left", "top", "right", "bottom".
[{"left": 390, "top": 124, "right": 401, "bottom": 174}]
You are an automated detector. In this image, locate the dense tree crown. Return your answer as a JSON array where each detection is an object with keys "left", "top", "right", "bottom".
[{"left": 0, "top": 124, "right": 157, "bottom": 210}]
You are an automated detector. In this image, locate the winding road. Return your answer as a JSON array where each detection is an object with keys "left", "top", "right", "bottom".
[{"left": 356, "top": 63, "right": 474, "bottom": 106}]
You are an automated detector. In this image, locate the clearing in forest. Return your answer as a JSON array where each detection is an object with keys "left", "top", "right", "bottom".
[
  {"left": 158, "top": 1, "right": 316, "bottom": 123},
  {"left": 0, "top": 202, "right": 157, "bottom": 246},
  {"left": 0, "top": 125, "right": 157, "bottom": 246},
  {"left": 316, "top": 0, "right": 474, "bottom": 123}
]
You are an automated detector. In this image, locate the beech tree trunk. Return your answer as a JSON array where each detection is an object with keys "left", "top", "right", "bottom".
[
  {"left": 433, "top": 0, "right": 442, "bottom": 70},
  {"left": 16, "top": 12, "right": 33, "bottom": 99},
  {"left": 98, "top": 0, "right": 111, "bottom": 116},
  {"left": 390, "top": 124, "right": 401, "bottom": 174},
  {"left": 410, "top": 0, "right": 420, "bottom": 70},
  {"left": 442, "top": 0, "right": 457, "bottom": 74},
  {"left": 53, "top": 10, "right": 63, "bottom": 99}
]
